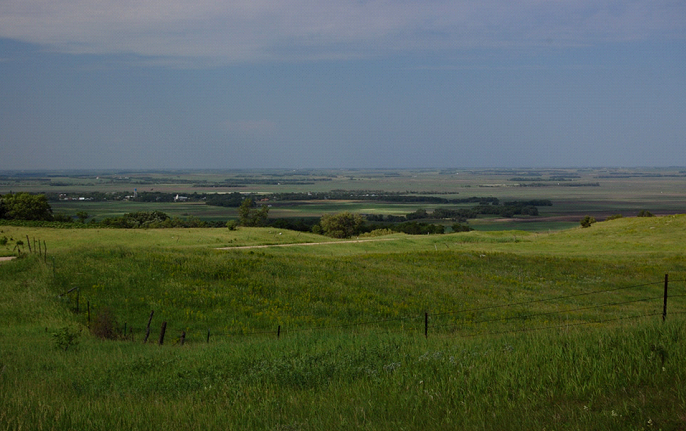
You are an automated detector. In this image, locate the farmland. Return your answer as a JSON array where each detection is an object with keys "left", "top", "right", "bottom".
[
  {"left": 2, "top": 167, "right": 685, "bottom": 231},
  {"left": 1, "top": 168, "right": 686, "bottom": 429}
]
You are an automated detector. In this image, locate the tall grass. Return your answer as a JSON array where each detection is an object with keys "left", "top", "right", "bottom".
[
  {"left": 2, "top": 322, "right": 685, "bottom": 430},
  {"left": 1, "top": 216, "right": 686, "bottom": 429}
]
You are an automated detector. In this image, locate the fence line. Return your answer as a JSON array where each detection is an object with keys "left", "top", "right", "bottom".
[
  {"left": 431, "top": 294, "right": 667, "bottom": 331},
  {"left": 71, "top": 275, "right": 683, "bottom": 344}
]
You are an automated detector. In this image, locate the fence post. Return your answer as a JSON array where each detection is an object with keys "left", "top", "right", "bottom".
[
  {"left": 425, "top": 312, "right": 429, "bottom": 338},
  {"left": 180, "top": 331, "right": 186, "bottom": 346},
  {"left": 663, "top": 274, "right": 668, "bottom": 322},
  {"left": 144, "top": 310, "right": 154, "bottom": 343},
  {"left": 26, "top": 235, "right": 32, "bottom": 253},
  {"left": 207, "top": 329, "right": 210, "bottom": 343},
  {"left": 277, "top": 325, "right": 281, "bottom": 339},
  {"left": 159, "top": 322, "right": 167, "bottom": 345}
]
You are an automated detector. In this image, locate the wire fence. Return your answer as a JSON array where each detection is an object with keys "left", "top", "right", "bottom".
[{"left": 64, "top": 275, "right": 685, "bottom": 345}]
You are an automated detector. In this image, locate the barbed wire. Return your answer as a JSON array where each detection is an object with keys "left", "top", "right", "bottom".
[
  {"left": 432, "top": 280, "right": 667, "bottom": 318},
  {"left": 431, "top": 295, "right": 667, "bottom": 331},
  {"left": 79, "top": 277, "right": 685, "bottom": 342}
]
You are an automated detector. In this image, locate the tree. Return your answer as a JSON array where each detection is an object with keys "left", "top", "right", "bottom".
[
  {"left": 451, "top": 223, "right": 473, "bottom": 232},
  {"left": 320, "top": 212, "right": 364, "bottom": 238},
  {"left": 580, "top": 215, "right": 596, "bottom": 228},
  {"left": 238, "top": 198, "right": 269, "bottom": 227},
  {"left": 0, "top": 193, "right": 53, "bottom": 221},
  {"left": 75, "top": 211, "right": 89, "bottom": 223}
]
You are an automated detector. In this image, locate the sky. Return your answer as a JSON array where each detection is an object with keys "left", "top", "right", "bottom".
[{"left": 1, "top": 0, "right": 685, "bottom": 170}]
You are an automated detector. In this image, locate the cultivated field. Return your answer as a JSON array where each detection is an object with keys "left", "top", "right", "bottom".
[
  {"left": 1, "top": 214, "right": 686, "bottom": 429},
  {"left": 2, "top": 167, "right": 685, "bottom": 231}
]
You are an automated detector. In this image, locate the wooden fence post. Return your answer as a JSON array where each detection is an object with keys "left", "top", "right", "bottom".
[
  {"left": 663, "top": 274, "right": 669, "bottom": 322},
  {"left": 143, "top": 310, "right": 154, "bottom": 343},
  {"left": 277, "top": 325, "right": 281, "bottom": 339},
  {"left": 26, "top": 235, "right": 32, "bottom": 253},
  {"left": 207, "top": 329, "right": 210, "bottom": 343},
  {"left": 425, "top": 312, "right": 429, "bottom": 338},
  {"left": 159, "top": 322, "right": 167, "bottom": 345},
  {"left": 180, "top": 331, "right": 186, "bottom": 346}
]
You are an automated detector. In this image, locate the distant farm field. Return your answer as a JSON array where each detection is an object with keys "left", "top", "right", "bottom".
[{"left": 2, "top": 167, "right": 684, "bottom": 232}]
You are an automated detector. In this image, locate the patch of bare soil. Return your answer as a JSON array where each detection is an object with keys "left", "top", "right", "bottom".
[
  {"left": 0, "top": 256, "right": 16, "bottom": 263},
  {"left": 218, "top": 238, "right": 397, "bottom": 250}
]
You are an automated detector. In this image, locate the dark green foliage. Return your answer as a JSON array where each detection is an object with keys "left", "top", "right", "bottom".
[
  {"left": 0, "top": 193, "right": 53, "bottom": 221},
  {"left": 320, "top": 212, "right": 364, "bottom": 238},
  {"left": 52, "top": 325, "right": 81, "bottom": 351},
  {"left": 238, "top": 198, "right": 269, "bottom": 227},
  {"left": 451, "top": 223, "right": 473, "bottom": 232},
  {"left": 226, "top": 220, "right": 238, "bottom": 230},
  {"left": 605, "top": 214, "right": 623, "bottom": 221},
  {"left": 638, "top": 210, "right": 654, "bottom": 217},
  {"left": 75, "top": 211, "right": 89, "bottom": 223},
  {"left": 205, "top": 192, "right": 250, "bottom": 207},
  {"left": 580, "top": 215, "right": 597, "bottom": 228},
  {"left": 100, "top": 211, "right": 170, "bottom": 228}
]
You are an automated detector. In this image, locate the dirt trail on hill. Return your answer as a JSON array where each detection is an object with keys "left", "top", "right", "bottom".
[
  {"left": 218, "top": 238, "right": 397, "bottom": 250},
  {"left": 0, "top": 256, "right": 16, "bottom": 263}
]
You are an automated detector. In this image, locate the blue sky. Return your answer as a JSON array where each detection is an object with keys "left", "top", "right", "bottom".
[{"left": 1, "top": 1, "right": 685, "bottom": 170}]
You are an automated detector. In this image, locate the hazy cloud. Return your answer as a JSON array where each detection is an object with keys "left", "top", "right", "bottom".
[{"left": 1, "top": 1, "right": 683, "bottom": 64}]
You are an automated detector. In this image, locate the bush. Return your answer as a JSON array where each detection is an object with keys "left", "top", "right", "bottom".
[
  {"left": 53, "top": 325, "right": 81, "bottom": 351},
  {"left": 451, "top": 223, "right": 473, "bottom": 233},
  {"left": 580, "top": 215, "right": 596, "bottom": 228},
  {"left": 605, "top": 214, "right": 623, "bottom": 221},
  {"left": 90, "top": 307, "right": 120, "bottom": 340},
  {"left": 226, "top": 220, "right": 238, "bottom": 231},
  {"left": 360, "top": 228, "right": 394, "bottom": 237},
  {"left": 637, "top": 210, "right": 654, "bottom": 217}
]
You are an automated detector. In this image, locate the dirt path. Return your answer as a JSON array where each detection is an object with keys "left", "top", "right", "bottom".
[
  {"left": 218, "top": 238, "right": 397, "bottom": 250},
  {"left": 0, "top": 256, "right": 16, "bottom": 263}
]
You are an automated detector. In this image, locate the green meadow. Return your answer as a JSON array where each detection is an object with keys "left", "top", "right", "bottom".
[{"left": 1, "top": 215, "right": 686, "bottom": 429}]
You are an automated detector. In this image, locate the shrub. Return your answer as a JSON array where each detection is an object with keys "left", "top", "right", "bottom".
[
  {"left": 226, "top": 220, "right": 238, "bottom": 231},
  {"left": 605, "top": 214, "right": 623, "bottom": 221},
  {"left": 637, "top": 210, "right": 654, "bottom": 217},
  {"left": 451, "top": 223, "right": 474, "bottom": 233},
  {"left": 53, "top": 325, "right": 81, "bottom": 351},
  {"left": 90, "top": 307, "right": 120, "bottom": 340},
  {"left": 360, "top": 228, "right": 394, "bottom": 237},
  {"left": 580, "top": 216, "right": 596, "bottom": 228}
]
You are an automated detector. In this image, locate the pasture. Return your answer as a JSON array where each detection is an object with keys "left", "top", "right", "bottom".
[{"left": 1, "top": 215, "right": 686, "bottom": 429}]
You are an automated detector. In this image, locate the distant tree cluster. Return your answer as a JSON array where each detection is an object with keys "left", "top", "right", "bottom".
[
  {"left": 580, "top": 216, "right": 596, "bottom": 228},
  {"left": 0, "top": 193, "right": 54, "bottom": 221},
  {"left": 238, "top": 198, "right": 269, "bottom": 227}
]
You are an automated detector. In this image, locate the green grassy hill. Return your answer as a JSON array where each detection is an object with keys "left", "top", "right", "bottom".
[{"left": 1, "top": 216, "right": 685, "bottom": 429}]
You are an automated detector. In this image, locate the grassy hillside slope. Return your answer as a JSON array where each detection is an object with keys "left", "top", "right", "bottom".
[{"left": 1, "top": 216, "right": 685, "bottom": 430}]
